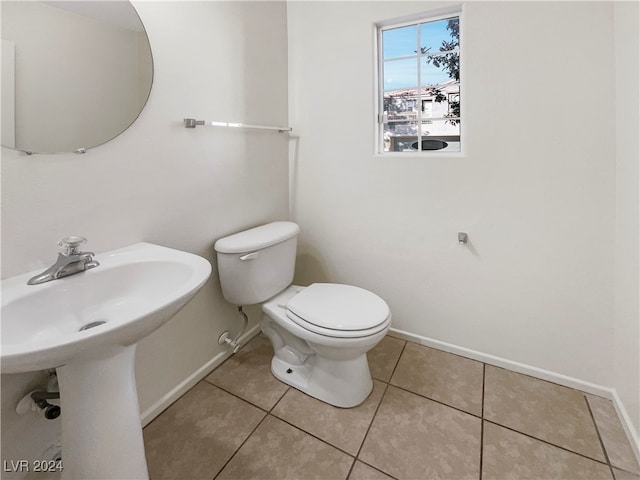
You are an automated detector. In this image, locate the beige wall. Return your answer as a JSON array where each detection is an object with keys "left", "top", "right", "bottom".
[
  {"left": 614, "top": 0, "right": 640, "bottom": 446},
  {"left": 1, "top": 0, "right": 288, "bottom": 467},
  {"left": 288, "top": 0, "right": 631, "bottom": 424}
]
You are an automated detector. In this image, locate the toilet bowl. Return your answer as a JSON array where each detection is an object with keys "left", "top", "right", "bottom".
[
  {"left": 214, "top": 221, "right": 392, "bottom": 407},
  {"left": 261, "top": 284, "right": 391, "bottom": 407}
]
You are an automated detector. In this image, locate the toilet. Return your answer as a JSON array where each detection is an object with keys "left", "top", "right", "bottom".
[{"left": 214, "top": 221, "right": 391, "bottom": 408}]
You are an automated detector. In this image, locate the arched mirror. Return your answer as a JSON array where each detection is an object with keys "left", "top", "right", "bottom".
[{"left": 1, "top": 1, "right": 153, "bottom": 154}]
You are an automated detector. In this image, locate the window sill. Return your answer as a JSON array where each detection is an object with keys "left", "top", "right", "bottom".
[{"left": 374, "top": 151, "right": 467, "bottom": 159}]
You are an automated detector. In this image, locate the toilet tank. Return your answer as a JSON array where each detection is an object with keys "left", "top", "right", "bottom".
[{"left": 214, "top": 221, "right": 300, "bottom": 305}]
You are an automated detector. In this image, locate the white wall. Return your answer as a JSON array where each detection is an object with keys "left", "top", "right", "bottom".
[
  {"left": 1, "top": 0, "right": 288, "bottom": 468},
  {"left": 613, "top": 1, "right": 640, "bottom": 440},
  {"left": 289, "top": 1, "right": 617, "bottom": 392}
]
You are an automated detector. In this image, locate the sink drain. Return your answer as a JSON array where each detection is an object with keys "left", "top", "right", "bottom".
[{"left": 79, "top": 320, "right": 107, "bottom": 331}]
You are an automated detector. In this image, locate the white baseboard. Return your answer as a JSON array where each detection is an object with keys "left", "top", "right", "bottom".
[
  {"left": 140, "top": 324, "right": 262, "bottom": 427},
  {"left": 389, "top": 327, "right": 640, "bottom": 464},
  {"left": 389, "top": 328, "right": 611, "bottom": 395},
  {"left": 611, "top": 388, "right": 640, "bottom": 466}
]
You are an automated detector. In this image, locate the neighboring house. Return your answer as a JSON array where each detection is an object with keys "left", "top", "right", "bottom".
[{"left": 383, "top": 79, "right": 460, "bottom": 151}]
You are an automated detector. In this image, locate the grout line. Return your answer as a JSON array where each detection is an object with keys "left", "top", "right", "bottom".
[
  {"left": 475, "top": 362, "right": 593, "bottom": 397},
  {"left": 385, "top": 339, "right": 408, "bottom": 384},
  {"left": 585, "top": 393, "right": 617, "bottom": 480},
  {"left": 388, "top": 328, "right": 614, "bottom": 399},
  {"left": 390, "top": 332, "right": 486, "bottom": 366},
  {"left": 355, "top": 459, "right": 400, "bottom": 480},
  {"left": 211, "top": 337, "right": 400, "bottom": 479},
  {"left": 354, "top": 382, "right": 390, "bottom": 459},
  {"left": 479, "top": 363, "right": 486, "bottom": 480},
  {"left": 267, "top": 416, "right": 396, "bottom": 480},
  {"left": 267, "top": 412, "right": 357, "bottom": 458},
  {"left": 352, "top": 383, "right": 401, "bottom": 479},
  {"left": 389, "top": 383, "right": 482, "bottom": 419},
  {"left": 142, "top": 380, "right": 204, "bottom": 430},
  {"left": 381, "top": 339, "right": 485, "bottom": 420},
  {"left": 203, "top": 355, "right": 292, "bottom": 413},
  {"left": 481, "top": 363, "right": 486, "bottom": 418},
  {"left": 212, "top": 411, "right": 269, "bottom": 480},
  {"left": 612, "top": 467, "right": 640, "bottom": 478},
  {"left": 269, "top": 386, "right": 291, "bottom": 413},
  {"left": 480, "top": 420, "right": 485, "bottom": 480},
  {"left": 344, "top": 457, "right": 357, "bottom": 480},
  {"left": 203, "top": 381, "right": 274, "bottom": 414},
  {"left": 267, "top": 380, "right": 393, "bottom": 465},
  {"left": 483, "top": 418, "right": 612, "bottom": 467}
]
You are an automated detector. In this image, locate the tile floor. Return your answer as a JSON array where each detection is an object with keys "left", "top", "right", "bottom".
[{"left": 143, "top": 334, "right": 640, "bottom": 480}]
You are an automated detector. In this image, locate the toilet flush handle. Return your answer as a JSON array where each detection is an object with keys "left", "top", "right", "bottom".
[{"left": 239, "top": 252, "right": 260, "bottom": 261}]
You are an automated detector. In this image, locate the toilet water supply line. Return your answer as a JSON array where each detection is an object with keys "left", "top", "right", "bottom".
[
  {"left": 218, "top": 306, "right": 248, "bottom": 353},
  {"left": 16, "top": 370, "right": 61, "bottom": 420}
]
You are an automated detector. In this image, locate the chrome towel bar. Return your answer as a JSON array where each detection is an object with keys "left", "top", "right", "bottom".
[{"left": 184, "top": 118, "right": 291, "bottom": 133}]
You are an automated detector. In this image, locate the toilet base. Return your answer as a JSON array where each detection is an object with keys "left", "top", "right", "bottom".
[
  {"left": 259, "top": 287, "right": 389, "bottom": 408},
  {"left": 270, "top": 353, "right": 373, "bottom": 408}
]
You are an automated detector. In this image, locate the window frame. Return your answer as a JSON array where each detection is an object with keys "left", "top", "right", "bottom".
[{"left": 374, "top": 7, "right": 464, "bottom": 157}]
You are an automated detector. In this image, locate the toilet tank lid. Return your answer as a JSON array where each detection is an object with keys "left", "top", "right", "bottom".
[{"left": 214, "top": 221, "right": 300, "bottom": 254}]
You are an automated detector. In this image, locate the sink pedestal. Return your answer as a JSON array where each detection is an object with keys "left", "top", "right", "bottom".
[{"left": 57, "top": 344, "right": 149, "bottom": 480}]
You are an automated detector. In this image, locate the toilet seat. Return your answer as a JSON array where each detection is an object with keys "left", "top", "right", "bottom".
[{"left": 286, "top": 283, "right": 391, "bottom": 338}]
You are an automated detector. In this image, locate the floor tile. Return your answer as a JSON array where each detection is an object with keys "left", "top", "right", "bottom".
[
  {"left": 143, "top": 382, "right": 265, "bottom": 480},
  {"left": 483, "top": 421, "right": 613, "bottom": 480},
  {"left": 359, "top": 385, "right": 481, "bottom": 479},
  {"left": 204, "top": 333, "right": 289, "bottom": 411},
  {"left": 587, "top": 395, "right": 640, "bottom": 474},
  {"left": 614, "top": 468, "right": 640, "bottom": 480},
  {"left": 484, "top": 365, "right": 605, "bottom": 462},
  {"left": 216, "top": 415, "right": 354, "bottom": 480},
  {"left": 368, "top": 335, "right": 405, "bottom": 382},
  {"left": 348, "top": 461, "right": 395, "bottom": 480},
  {"left": 390, "top": 341, "right": 483, "bottom": 415},
  {"left": 272, "top": 380, "right": 386, "bottom": 455}
]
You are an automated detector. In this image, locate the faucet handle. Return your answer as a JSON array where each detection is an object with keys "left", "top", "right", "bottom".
[{"left": 58, "top": 236, "right": 87, "bottom": 255}]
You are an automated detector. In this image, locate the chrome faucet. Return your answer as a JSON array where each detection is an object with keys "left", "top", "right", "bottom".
[{"left": 27, "top": 236, "right": 100, "bottom": 285}]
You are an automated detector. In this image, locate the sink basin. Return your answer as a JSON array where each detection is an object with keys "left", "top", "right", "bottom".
[
  {"left": 1, "top": 242, "right": 211, "bottom": 479},
  {"left": 1, "top": 242, "right": 211, "bottom": 373}
]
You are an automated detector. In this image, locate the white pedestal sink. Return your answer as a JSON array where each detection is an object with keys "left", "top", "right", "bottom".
[{"left": 1, "top": 243, "right": 212, "bottom": 479}]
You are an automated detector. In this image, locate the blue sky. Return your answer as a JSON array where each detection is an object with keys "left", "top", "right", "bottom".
[{"left": 382, "top": 19, "right": 457, "bottom": 91}]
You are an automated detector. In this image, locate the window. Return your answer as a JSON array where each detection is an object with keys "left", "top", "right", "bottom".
[{"left": 377, "top": 12, "right": 461, "bottom": 153}]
